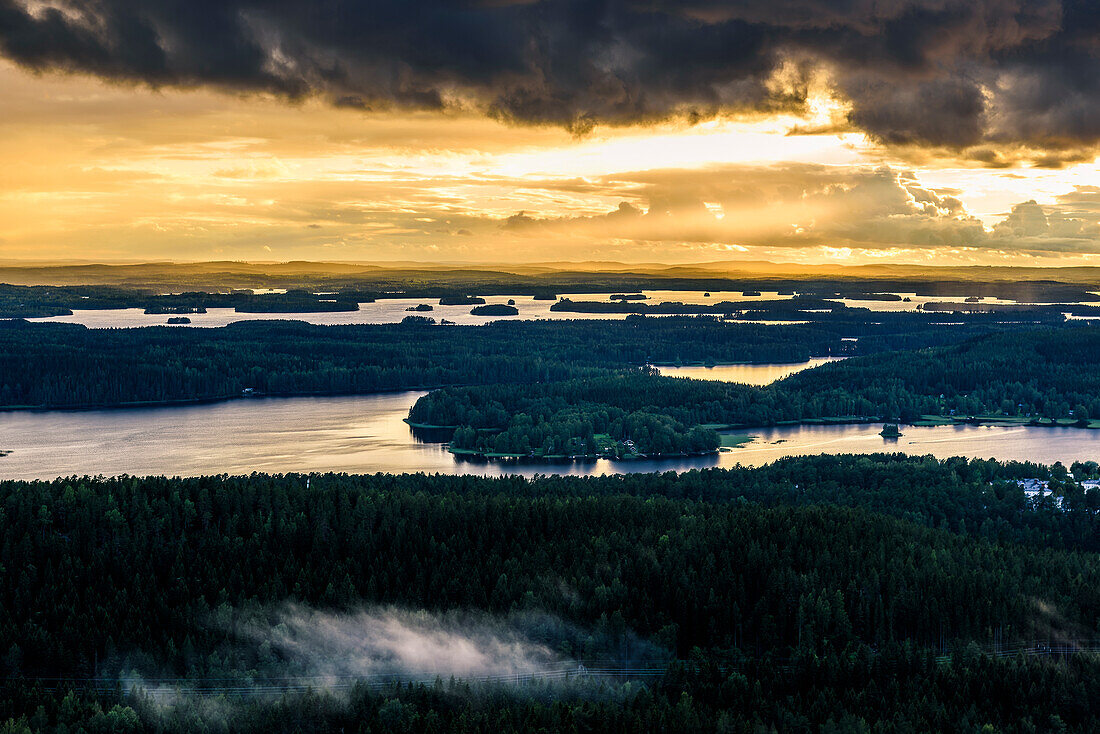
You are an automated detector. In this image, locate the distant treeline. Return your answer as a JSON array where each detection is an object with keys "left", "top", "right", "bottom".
[
  {"left": 0, "top": 316, "right": 1036, "bottom": 410},
  {"left": 550, "top": 295, "right": 1100, "bottom": 321},
  {"left": 549, "top": 295, "right": 847, "bottom": 314},
  {"left": 0, "top": 285, "right": 369, "bottom": 318},
  {"left": 4, "top": 455, "right": 1100, "bottom": 731},
  {"left": 3, "top": 273, "right": 1098, "bottom": 317}
]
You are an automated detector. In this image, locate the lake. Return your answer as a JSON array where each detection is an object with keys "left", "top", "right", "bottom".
[
  {"left": 31, "top": 291, "right": 760, "bottom": 329},
  {"left": 29, "top": 289, "right": 1095, "bottom": 329},
  {"left": 654, "top": 357, "right": 846, "bottom": 385},
  {"left": 0, "top": 392, "right": 718, "bottom": 480},
  {"left": 723, "top": 422, "right": 1100, "bottom": 468},
  {"left": 3, "top": 392, "right": 1099, "bottom": 481}
]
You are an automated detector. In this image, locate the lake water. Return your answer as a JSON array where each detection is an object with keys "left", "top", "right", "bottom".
[
  {"left": 30, "top": 291, "right": 774, "bottom": 329},
  {"left": 3, "top": 391, "right": 1099, "bottom": 481},
  {"left": 724, "top": 422, "right": 1100, "bottom": 467},
  {"left": 654, "top": 357, "right": 846, "bottom": 385},
  {"left": 28, "top": 289, "right": 1094, "bottom": 329},
  {"left": 26, "top": 295, "right": 617, "bottom": 329}
]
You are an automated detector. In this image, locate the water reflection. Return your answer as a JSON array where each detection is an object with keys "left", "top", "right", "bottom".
[
  {"left": 654, "top": 357, "right": 845, "bottom": 385},
  {"left": 26, "top": 289, "right": 1084, "bottom": 329},
  {"left": 2, "top": 391, "right": 1099, "bottom": 481},
  {"left": 449, "top": 450, "right": 722, "bottom": 476},
  {"left": 0, "top": 392, "right": 724, "bottom": 480},
  {"left": 724, "top": 422, "right": 1100, "bottom": 467}
]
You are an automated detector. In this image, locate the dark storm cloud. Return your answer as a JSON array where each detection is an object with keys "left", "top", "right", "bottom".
[{"left": 1, "top": 0, "right": 1099, "bottom": 148}]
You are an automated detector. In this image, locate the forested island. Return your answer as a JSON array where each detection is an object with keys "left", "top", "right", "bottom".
[
  {"left": 469, "top": 303, "right": 519, "bottom": 316},
  {"left": 4, "top": 455, "right": 1100, "bottom": 731},
  {"left": 439, "top": 295, "right": 485, "bottom": 305},
  {"left": 409, "top": 327, "right": 1100, "bottom": 460},
  {"left": 230, "top": 290, "right": 361, "bottom": 313}
]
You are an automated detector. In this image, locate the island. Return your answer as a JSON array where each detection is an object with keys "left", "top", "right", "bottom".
[
  {"left": 610, "top": 293, "right": 647, "bottom": 301},
  {"left": 405, "top": 303, "right": 434, "bottom": 312},
  {"left": 470, "top": 304, "right": 519, "bottom": 316},
  {"left": 234, "top": 300, "right": 359, "bottom": 313},
  {"left": 839, "top": 292, "right": 903, "bottom": 301},
  {"left": 439, "top": 295, "right": 485, "bottom": 305},
  {"left": 166, "top": 316, "right": 191, "bottom": 324},
  {"left": 445, "top": 423, "right": 720, "bottom": 462},
  {"left": 879, "top": 423, "right": 904, "bottom": 438},
  {"left": 233, "top": 291, "right": 360, "bottom": 313}
]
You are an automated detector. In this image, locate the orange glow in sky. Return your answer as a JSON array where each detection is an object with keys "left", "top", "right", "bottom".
[{"left": 2, "top": 61, "right": 1099, "bottom": 266}]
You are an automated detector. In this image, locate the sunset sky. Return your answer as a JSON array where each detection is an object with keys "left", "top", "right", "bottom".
[{"left": 3, "top": 0, "right": 1100, "bottom": 265}]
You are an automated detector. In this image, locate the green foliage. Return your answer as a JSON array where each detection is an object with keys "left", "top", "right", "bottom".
[
  {"left": 0, "top": 314, "right": 1068, "bottom": 409},
  {"left": 1, "top": 459, "right": 1099, "bottom": 678},
  {"left": 5, "top": 314, "right": 1100, "bottom": 730},
  {"left": 3, "top": 457, "right": 1100, "bottom": 730},
  {"left": 414, "top": 327, "right": 1100, "bottom": 456},
  {"left": 780, "top": 328, "right": 1100, "bottom": 421}
]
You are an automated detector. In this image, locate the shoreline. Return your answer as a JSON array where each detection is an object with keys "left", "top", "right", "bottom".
[
  {"left": 648, "top": 356, "right": 841, "bottom": 368},
  {"left": 0, "top": 385, "right": 452, "bottom": 414},
  {"left": 447, "top": 446, "right": 720, "bottom": 463},
  {"left": 450, "top": 414, "right": 1100, "bottom": 466}
]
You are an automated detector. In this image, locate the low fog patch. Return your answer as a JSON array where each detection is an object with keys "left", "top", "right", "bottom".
[
  {"left": 111, "top": 603, "right": 670, "bottom": 725},
  {"left": 244, "top": 603, "right": 564, "bottom": 682}
]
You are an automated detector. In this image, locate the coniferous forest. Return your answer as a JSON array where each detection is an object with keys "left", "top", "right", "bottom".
[
  {"left": 410, "top": 327, "right": 1100, "bottom": 457},
  {"left": 0, "top": 315, "right": 1045, "bottom": 410},
  {"left": 5, "top": 456, "right": 1100, "bottom": 732},
  {"left": 3, "top": 310, "right": 1100, "bottom": 731}
]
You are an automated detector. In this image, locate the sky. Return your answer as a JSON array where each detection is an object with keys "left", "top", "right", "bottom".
[{"left": 3, "top": 0, "right": 1100, "bottom": 266}]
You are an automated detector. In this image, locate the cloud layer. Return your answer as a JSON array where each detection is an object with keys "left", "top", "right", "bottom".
[
  {"left": 502, "top": 165, "right": 1100, "bottom": 256},
  {"left": 2, "top": 0, "right": 1099, "bottom": 150}
]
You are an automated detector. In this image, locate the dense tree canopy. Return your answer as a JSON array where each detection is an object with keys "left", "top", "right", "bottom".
[
  {"left": 5, "top": 314, "right": 1100, "bottom": 730},
  {"left": 3, "top": 457, "right": 1100, "bottom": 731},
  {"left": 413, "top": 327, "right": 1100, "bottom": 458},
  {"left": 0, "top": 315, "right": 1038, "bottom": 410}
]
